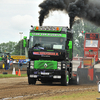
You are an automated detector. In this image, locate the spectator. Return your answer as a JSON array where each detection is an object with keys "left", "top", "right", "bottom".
[
  {"left": 13, "top": 60, "right": 16, "bottom": 63},
  {"left": 4, "top": 55, "right": 7, "bottom": 70},
  {"left": 19, "top": 60, "right": 23, "bottom": 70},
  {"left": 7, "top": 58, "right": 9, "bottom": 69},
  {"left": 9, "top": 58, "right": 13, "bottom": 70}
]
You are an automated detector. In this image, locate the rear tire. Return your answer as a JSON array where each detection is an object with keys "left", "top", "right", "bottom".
[
  {"left": 75, "top": 73, "right": 79, "bottom": 85},
  {"left": 28, "top": 76, "right": 36, "bottom": 85},
  {"left": 61, "top": 71, "right": 69, "bottom": 86},
  {"left": 77, "top": 68, "right": 88, "bottom": 84},
  {"left": 69, "top": 73, "right": 79, "bottom": 85}
]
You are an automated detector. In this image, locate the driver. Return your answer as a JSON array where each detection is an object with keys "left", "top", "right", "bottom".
[
  {"left": 39, "top": 37, "right": 42, "bottom": 42},
  {"left": 59, "top": 38, "right": 65, "bottom": 49},
  {"left": 59, "top": 38, "right": 65, "bottom": 45},
  {"left": 38, "top": 37, "right": 43, "bottom": 46},
  {"left": 60, "top": 38, "right": 63, "bottom": 44},
  {"left": 33, "top": 37, "right": 44, "bottom": 49}
]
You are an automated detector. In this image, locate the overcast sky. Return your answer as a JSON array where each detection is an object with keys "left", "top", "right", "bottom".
[{"left": 0, "top": 0, "right": 69, "bottom": 43}]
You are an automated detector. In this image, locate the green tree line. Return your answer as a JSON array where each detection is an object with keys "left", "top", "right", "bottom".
[
  {"left": 73, "top": 19, "right": 100, "bottom": 57},
  {"left": 0, "top": 40, "right": 25, "bottom": 55}
]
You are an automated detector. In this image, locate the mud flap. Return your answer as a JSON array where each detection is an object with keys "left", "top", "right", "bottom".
[{"left": 88, "top": 68, "right": 94, "bottom": 81}]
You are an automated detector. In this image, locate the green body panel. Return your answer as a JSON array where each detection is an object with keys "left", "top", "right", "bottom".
[
  {"left": 68, "top": 41, "right": 73, "bottom": 59},
  {"left": 0, "top": 57, "right": 2, "bottom": 61},
  {"left": 34, "top": 60, "right": 57, "bottom": 70},
  {"left": 68, "top": 41, "right": 72, "bottom": 49},
  {"left": 23, "top": 36, "right": 27, "bottom": 47}
]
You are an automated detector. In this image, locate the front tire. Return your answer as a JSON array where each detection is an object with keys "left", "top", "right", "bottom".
[
  {"left": 28, "top": 77, "right": 36, "bottom": 85},
  {"left": 61, "top": 71, "right": 69, "bottom": 86}
]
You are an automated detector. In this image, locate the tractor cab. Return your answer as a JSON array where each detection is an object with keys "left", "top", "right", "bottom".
[{"left": 84, "top": 33, "right": 100, "bottom": 62}]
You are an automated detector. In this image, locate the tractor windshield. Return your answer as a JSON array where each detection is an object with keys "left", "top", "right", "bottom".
[
  {"left": 85, "top": 40, "right": 98, "bottom": 47},
  {"left": 29, "top": 36, "right": 66, "bottom": 50}
]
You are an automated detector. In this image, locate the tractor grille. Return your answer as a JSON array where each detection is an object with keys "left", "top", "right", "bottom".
[{"left": 34, "top": 60, "right": 57, "bottom": 70}]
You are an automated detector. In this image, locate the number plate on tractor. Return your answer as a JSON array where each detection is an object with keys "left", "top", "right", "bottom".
[{"left": 41, "top": 72, "right": 49, "bottom": 75}]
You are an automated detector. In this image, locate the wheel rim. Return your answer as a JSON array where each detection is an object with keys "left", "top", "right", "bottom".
[
  {"left": 66, "top": 74, "right": 69, "bottom": 84},
  {"left": 77, "top": 75, "right": 79, "bottom": 84},
  {"left": 2, "top": 63, "right": 5, "bottom": 69}
]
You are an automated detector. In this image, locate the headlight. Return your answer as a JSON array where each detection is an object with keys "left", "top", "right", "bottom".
[
  {"left": 30, "top": 61, "right": 34, "bottom": 69},
  {"left": 63, "top": 66, "right": 65, "bottom": 69},
  {"left": 63, "top": 64, "right": 65, "bottom": 67},
  {"left": 57, "top": 62, "right": 61, "bottom": 70},
  {"left": 30, "top": 66, "right": 34, "bottom": 69},
  {"left": 58, "top": 66, "right": 61, "bottom": 70},
  {"left": 30, "top": 61, "right": 34, "bottom": 66},
  {"left": 63, "top": 64, "right": 65, "bottom": 69},
  {"left": 58, "top": 62, "right": 61, "bottom": 67}
]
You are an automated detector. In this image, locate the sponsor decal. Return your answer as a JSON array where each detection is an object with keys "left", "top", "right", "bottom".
[
  {"left": 90, "top": 34, "right": 96, "bottom": 39},
  {"left": 32, "top": 33, "right": 62, "bottom": 37},
  {"left": 33, "top": 52, "right": 59, "bottom": 56},
  {"left": 85, "top": 51, "right": 89, "bottom": 55},
  {"left": 85, "top": 51, "right": 97, "bottom": 55}
]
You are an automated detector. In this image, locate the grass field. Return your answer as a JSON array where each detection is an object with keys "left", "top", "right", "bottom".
[
  {"left": 0, "top": 74, "right": 27, "bottom": 78},
  {"left": 34, "top": 91, "right": 100, "bottom": 100}
]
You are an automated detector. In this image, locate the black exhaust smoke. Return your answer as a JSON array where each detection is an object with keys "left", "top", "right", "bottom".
[
  {"left": 39, "top": 0, "right": 66, "bottom": 26},
  {"left": 39, "top": 0, "right": 100, "bottom": 28}
]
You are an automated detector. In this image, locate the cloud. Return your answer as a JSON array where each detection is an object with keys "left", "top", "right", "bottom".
[
  {"left": 0, "top": 0, "right": 69, "bottom": 44},
  {"left": 43, "top": 11, "right": 69, "bottom": 27},
  {"left": 11, "top": 15, "right": 34, "bottom": 31},
  {"left": 0, "top": 0, "right": 35, "bottom": 4}
]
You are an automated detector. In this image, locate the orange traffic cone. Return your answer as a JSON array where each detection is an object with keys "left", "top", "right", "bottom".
[{"left": 18, "top": 69, "right": 21, "bottom": 76}]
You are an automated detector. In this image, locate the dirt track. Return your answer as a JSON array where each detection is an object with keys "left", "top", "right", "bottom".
[
  {"left": 0, "top": 62, "right": 99, "bottom": 100},
  {"left": 0, "top": 76, "right": 98, "bottom": 100}
]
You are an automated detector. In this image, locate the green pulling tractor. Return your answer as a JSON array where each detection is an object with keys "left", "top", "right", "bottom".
[
  {"left": 0, "top": 52, "right": 10, "bottom": 69},
  {"left": 23, "top": 26, "right": 74, "bottom": 86}
]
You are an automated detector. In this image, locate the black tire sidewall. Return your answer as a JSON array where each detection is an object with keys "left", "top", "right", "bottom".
[
  {"left": 28, "top": 76, "right": 36, "bottom": 85},
  {"left": 61, "top": 71, "right": 69, "bottom": 86}
]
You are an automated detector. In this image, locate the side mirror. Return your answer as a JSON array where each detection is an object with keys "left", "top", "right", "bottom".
[
  {"left": 23, "top": 36, "right": 27, "bottom": 47},
  {"left": 68, "top": 41, "right": 72, "bottom": 49}
]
